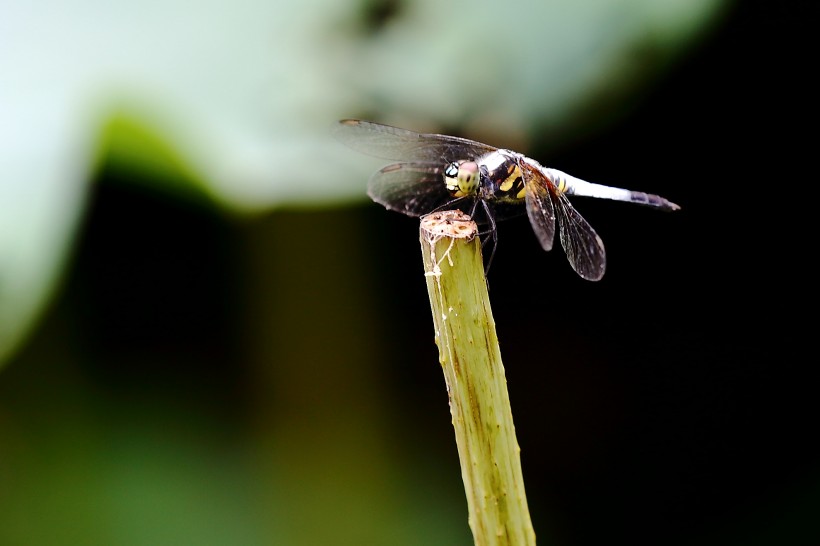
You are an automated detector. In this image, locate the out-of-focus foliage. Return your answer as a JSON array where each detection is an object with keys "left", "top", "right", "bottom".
[
  {"left": 4, "top": 2, "right": 818, "bottom": 545},
  {"left": 0, "top": 0, "right": 727, "bottom": 367}
]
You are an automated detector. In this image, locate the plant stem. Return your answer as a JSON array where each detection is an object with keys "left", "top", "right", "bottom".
[{"left": 419, "top": 211, "right": 536, "bottom": 546}]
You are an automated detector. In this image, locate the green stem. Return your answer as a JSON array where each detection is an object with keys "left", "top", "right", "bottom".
[{"left": 419, "top": 211, "right": 536, "bottom": 546}]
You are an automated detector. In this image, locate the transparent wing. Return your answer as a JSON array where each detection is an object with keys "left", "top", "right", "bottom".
[
  {"left": 553, "top": 192, "right": 606, "bottom": 281},
  {"left": 334, "top": 119, "right": 497, "bottom": 163},
  {"left": 367, "top": 162, "right": 458, "bottom": 217},
  {"left": 521, "top": 162, "right": 556, "bottom": 252}
]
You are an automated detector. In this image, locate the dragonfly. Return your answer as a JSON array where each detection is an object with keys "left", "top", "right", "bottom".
[{"left": 334, "top": 119, "right": 679, "bottom": 281}]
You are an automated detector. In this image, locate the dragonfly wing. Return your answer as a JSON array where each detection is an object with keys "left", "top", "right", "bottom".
[
  {"left": 367, "top": 162, "right": 456, "bottom": 217},
  {"left": 553, "top": 192, "right": 606, "bottom": 281},
  {"left": 522, "top": 164, "right": 556, "bottom": 252},
  {"left": 334, "top": 119, "right": 496, "bottom": 163}
]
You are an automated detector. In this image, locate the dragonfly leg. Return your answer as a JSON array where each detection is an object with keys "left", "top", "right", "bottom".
[{"left": 480, "top": 200, "right": 498, "bottom": 275}]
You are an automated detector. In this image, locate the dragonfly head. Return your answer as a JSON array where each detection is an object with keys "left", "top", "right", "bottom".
[{"left": 444, "top": 160, "right": 480, "bottom": 198}]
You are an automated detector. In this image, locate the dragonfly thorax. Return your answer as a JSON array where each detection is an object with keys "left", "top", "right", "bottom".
[{"left": 479, "top": 150, "right": 527, "bottom": 203}]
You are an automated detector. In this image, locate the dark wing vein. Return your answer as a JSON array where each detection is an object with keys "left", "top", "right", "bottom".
[
  {"left": 334, "top": 119, "right": 497, "bottom": 164},
  {"left": 522, "top": 161, "right": 556, "bottom": 252},
  {"left": 553, "top": 192, "right": 606, "bottom": 281},
  {"left": 367, "top": 162, "right": 455, "bottom": 217}
]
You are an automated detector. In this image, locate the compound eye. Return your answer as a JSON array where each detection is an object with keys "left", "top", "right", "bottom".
[
  {"left": 444, "top": 162, "right": 459, "bottom": 178},
  {"left": 458, "top": 161, "right": 479, "bottom": 184}
]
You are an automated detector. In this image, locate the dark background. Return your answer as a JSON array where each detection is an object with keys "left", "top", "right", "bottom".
[{"left": 2, "top": 1, "right": 817, "bottom": 545}]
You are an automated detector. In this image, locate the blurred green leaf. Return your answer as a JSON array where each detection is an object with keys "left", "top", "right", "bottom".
[{"left": 0, "top": 0, "right": 727, "bottom": 365}]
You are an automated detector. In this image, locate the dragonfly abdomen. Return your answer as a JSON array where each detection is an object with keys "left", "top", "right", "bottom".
[
  {"left": 545, "top": 168, "right": 679, "bottom": 211},
  {"left": 623, "top": 191, "right": 680, "bottom": 211}
]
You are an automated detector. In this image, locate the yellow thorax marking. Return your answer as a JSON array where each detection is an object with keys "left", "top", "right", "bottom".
[
  {"left": 498, "top": 164, "right": 522, "bottom": 192},
  {"left": 555, "top": 173, "right": 567, "bottom": 193}
]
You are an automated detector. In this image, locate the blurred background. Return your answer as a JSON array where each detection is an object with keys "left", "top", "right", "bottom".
[{"left": 1, "top": 0, "right": 818, "bottom": 544}]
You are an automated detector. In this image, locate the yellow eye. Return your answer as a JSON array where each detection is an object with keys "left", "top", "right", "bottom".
[{"left": 444, "top": 161, "right": 479, "bottom": 197}]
